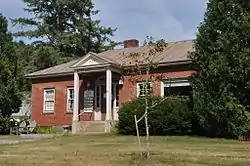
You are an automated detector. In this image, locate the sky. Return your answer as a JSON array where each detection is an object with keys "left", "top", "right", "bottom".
[{"left": 0, "top": 0, "right": 207, "bottom": 44}]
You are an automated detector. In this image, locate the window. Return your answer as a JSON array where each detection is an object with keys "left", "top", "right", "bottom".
[
  {"left": 163, "top": 79, "right": 192, "bottom": 98},
  {"left": 67, "top": 88, "right": 74, "bottom": 112},
  {"left": 137, "top": 82, "right": 152, "bottom": 97},
  {"left": 44, "top": 88, "right": 55, "bottom": 112}
]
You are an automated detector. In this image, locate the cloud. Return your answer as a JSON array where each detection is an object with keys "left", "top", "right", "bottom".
[
  {"left": 0, "top": 0, "right": 207, "bottom": 43},
  {"left": 93, "top": 0, "right": 207, "bottom": 43}
]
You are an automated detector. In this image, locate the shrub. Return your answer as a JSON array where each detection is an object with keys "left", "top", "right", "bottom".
[
  {"left": 149, "top": 97, "right": 192, "bottom": 135},
  {"left": 118, "top": 97, "right": 146, "bottom": 135},
  {"left": 193, "top": 90, "right": 249, "bottom": 138},
  {"left": 118, "top": 96, "right": 192, "bottom": 136},
  {"left": 34, "top": 126, "right": 55, "bottom": 134},
  {"left": 0, "top": 116, "right": 17, "bottom": 135}
]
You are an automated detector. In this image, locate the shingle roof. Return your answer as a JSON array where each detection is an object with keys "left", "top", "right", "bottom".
[
  {"left": 98, "top": 39, "right": 194, "bottom": 66},
  {"left": 26, "top": 59, "right": 79, "bottom": 78},
  {"left": 27, "top": 40, "right": 194, "bottom": 78}
]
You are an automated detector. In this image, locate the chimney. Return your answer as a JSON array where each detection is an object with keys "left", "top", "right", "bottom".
[{"left": 123, "top": 39, "right": 139, "bottom": 48}]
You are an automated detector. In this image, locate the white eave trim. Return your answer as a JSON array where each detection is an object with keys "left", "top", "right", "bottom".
[
  {"left": 25, "top": 72, "right": 73, "bottom": 79},
  {"left": 72, "top": 63, "right": 111, "bottom": 69},
  {"left": 71, "top": 52, "right": 111, "bottom": 68}
]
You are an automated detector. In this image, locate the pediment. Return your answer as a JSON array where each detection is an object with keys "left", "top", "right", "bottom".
[
  {"left": 71, "top": 52, "right": 110, "bottom": 68},
  {"left": 81, "top": 58, "right": 100, "bottom": 66}
]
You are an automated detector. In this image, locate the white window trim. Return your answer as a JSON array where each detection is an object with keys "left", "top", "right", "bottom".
[
  {"left": 164, "top": 79, "right": 190, "bottom": 87},
  {"left": 161, "top": 79, "right": 191, "bottom": 97},
  {"left": 67, "top": 87, "right": 74, "bottom": 113},
  {"left": 113, "top": 83, "right": 119, "bottom": 108},
  {"left": 136, "top": 82, "right": 152, "bottom": 97},
  {"left": 161, "top": 81, "right": 164, "bottom": 97},
  {"left": 43, "top": 88, "right": 55, "bottom": 113}
]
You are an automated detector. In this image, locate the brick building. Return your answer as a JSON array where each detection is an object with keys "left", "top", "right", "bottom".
[{"left": 27, "top": 39, "right": 194, "bottom": 132}]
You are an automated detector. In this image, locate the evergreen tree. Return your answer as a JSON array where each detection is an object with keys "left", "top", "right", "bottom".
[
  {"left": 190, "top": 0, "right": 250, "bottom": 137},
  {"left": 0, "top": 14, "right": 23, "bottom": 117},
  {"left": 12, "top": 0, "right": 117, "bottom": 57}
]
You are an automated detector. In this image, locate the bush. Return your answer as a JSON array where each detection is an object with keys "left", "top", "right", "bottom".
[
  {"left": 0, "top": 117, "right": 17, "bottom": 135},
  {"left": 34, "top": 126, "right": 55, "bottom": 134},
  {"left": 149, "top": 97, "right": 192, "bottom": 135},
  {"left": 193, "top": 90, "right": 249, "bottom": 138},
  {"left": 118, "top": 96, "right": 192, "bottom": 136},
  {"left": 118, "top": 92, "right": 249, "bottom": 138},
  {"left": 118, "top": 97, "right": 146, "bottom": 135}
]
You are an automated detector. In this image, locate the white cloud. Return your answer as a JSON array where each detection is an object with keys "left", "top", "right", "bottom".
[
  {"left": 93, "top": 0, "right": 207, "bottom": 42},
  {"left": 0, "top": 0, "right": 207, "bottom": 43}
]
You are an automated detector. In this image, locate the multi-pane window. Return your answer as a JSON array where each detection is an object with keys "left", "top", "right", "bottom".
[
  {"left": 67, "top": 88, "right": 74, "bottom": 112},
  {"left": 163, "top": 79, "right": 192, "bottom": 98},
  {"left": 44, "top": 88, "right": 55, "bottom": 112},
  {"left": 137, "top": 82, "right": 152, "bottom": 97}
]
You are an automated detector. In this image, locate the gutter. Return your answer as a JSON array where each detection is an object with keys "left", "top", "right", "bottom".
[
  {"left": 123, "top": 60, "right": 191, "bottom": 68},
  {"left": 25, "top": 72, "right": 74, "bottom": 79},
  {"left": 158, "top": 60, "right": 191, "bottom": 67},
  {"left": 25, "top": 60, "right": 191, "bottom": 79}
]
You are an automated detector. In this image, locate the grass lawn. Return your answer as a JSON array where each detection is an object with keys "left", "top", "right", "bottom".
[{"left": 0, "top": 134, "right": 250, "bottom": 166}]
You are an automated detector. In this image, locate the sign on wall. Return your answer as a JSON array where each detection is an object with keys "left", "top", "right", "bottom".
[{"left": 84, "top": 89, "right": 94, "bottom": 111}]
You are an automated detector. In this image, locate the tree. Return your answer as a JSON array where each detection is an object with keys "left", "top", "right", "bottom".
[
  {"left": 14, "top": 41, "right": 36, "bottom": 75},
  {"left": 12, "top": 0, "right": 117, "bottom": 57},
  {"left": 189, "top": 0, "right": 250, "bottom": 137},
  {"left": 122, "top": 36, "right": 167, "bottom": 159},
  {"left": 0, "top": 14, "right": 24, "bottom": 117}
]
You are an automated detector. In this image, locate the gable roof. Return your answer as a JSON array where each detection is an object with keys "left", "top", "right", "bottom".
[
  {"left": 26, "top": 59, "right": 79, "bottom": 78},
  {"left": 71, "top": 52, "right": 115, "bottom": 68},
  {"left": 26, "top": 39, "right": 194, "bottom": 78}
]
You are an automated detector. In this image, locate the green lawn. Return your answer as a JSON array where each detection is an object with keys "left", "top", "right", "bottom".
[{"left": 0, "top": 134, "right": 250, "bottom": 166}]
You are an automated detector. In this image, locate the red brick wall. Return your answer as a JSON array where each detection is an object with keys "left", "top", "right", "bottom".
[
  {"left": 31, "top": 76, "right": 93, "bottom": 126},
  {"left": 30, "top": 66, "right": 194, "bottom": 126},
  {"left": 119, "top": 69, "right": 194, "bottom": 106}
]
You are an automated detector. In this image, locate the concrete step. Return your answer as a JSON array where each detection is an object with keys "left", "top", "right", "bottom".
[
  {"left": 86, "top": 122, "right": 105, "bottom": 132},
  {"left": 78, "top": 121, "right": 105, "bottom": 133}
]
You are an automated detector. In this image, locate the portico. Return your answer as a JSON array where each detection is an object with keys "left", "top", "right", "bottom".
[{"left": 71, "top": 52, "right": 122, "bottom": 133}]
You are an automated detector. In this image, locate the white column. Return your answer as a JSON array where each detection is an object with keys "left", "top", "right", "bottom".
[
  {"left": 94, "top": 84, "right": 101, "bottom": 120},
  {"left": 106, "top": 69, "right": 112, "bottom": 121},
  {"left": 72, "top": 71, "right": 79, "bottom": 134},
  {"left": 113, "top": 84, "right": 119, "bottom": 121},
  {"left": 160, "top": 81, "right": 164, "bottom": 98}
]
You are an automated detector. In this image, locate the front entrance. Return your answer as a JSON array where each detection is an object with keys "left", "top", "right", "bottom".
[{"left": 95, "top": 78, "right": 119, "bottom": 121}]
